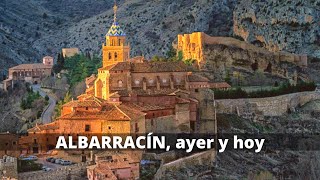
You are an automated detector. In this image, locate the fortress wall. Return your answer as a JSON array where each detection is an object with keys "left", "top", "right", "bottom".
[
  {"left": 154, "top": 149, "right": 215, "bottom": 180},
  {"left": 202, "top": 33, "right": 305, "bottom": 64},
  {"left": 215, "top": 92, "right": 320, "bottom": 117}
]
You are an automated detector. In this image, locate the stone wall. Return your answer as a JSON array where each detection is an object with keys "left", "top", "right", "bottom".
[
  {"left": 154, "top": 149, "right": 216, "bottom": 180},
  {"left": 215, "top": 92, "right": 320, "bottom": 118},
  {"left": 0, "top": 156, "right": 17, "bottom": 179},
  {"left": 18, "top": 162, "right": 91, "bottom": 180}
]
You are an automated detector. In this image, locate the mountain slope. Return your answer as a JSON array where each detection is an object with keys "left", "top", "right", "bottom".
[{"left": 32, "top": 0, "right": 237, "bottom": 59}]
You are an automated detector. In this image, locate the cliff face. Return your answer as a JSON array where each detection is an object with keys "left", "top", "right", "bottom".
[
  {"left": 233, "top": 0, "right": 320, "bottom": 58},
  {"left": 200, "top": 36, "right": 304, "bottom": 85}
]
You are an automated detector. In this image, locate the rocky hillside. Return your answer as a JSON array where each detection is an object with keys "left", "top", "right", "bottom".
[
  {"left": 0, "top": 0, "right": 114, "bottom": 72},
  {"left": 0, "top": 0, "right": 319, "bottom": 75},
  {"left": 0, "top": 0, "right": 237, "bottom": 71},
  {"left": 234, "top": 0, "right": 320, "bottom": 58},
  {"left": 32, "top": 0, "right": 237, "bottom": 58}
]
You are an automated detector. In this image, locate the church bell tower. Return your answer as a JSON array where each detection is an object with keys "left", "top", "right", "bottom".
[{"left": 102, "top": 2, "right": 130, "bottom": 67}]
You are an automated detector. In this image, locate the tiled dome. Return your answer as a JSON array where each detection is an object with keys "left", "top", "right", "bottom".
[{"left": 106, "top": 22, "right": 126, "bottom": 36}]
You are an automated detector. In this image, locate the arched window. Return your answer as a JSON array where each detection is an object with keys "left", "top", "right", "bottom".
[
  {"left": 118, "top": 39, "right": 121, "bottom": 46},
  {"left": 118, "top": 80, "right": 123, "bottom": 87},
  {"left": 114, "top": 52, "right": 118, "bottom": 61},
  {"left": 109, "top": 52, "right": 112, "bottom": 60}
]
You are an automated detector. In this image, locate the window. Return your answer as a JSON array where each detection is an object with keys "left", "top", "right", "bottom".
[
  {"left": 86, "top": 107, "right": 88, "bottom": 110},
  {"left": 114, "top": 52, "right": 118, "bottom": 60},
  {"left": 118, "top": 80, "right": 123, "bottom": 87},
  {"left": 148, "top": 79, "right": 154, "bottom": 84},
  {"left": 195, "top": 89, "right": 199, "bottom": 92},
  {"left": 135, "top": 80, "right": 140, "bottom": 85},
  {"left": 109, "top": 52, "right": 112, "bottom": 60},
  {"left": 85, "top": 125, "right": 90, "bottom": 132},
  {"left": 118, "top": 39, "right": 121, "bottom": 45},
  {"left": 108, "top": 126, "right": 111, "bottom": 130},
  {"left": 162, "top": 79, "right": 167, "bottom": 83}
]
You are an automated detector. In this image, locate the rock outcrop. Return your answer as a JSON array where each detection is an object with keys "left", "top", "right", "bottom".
[
  {"left": 200, "top": 35, "right": 306, "bottom": 85},
  {"left": 233, "top": 0, "right": 320, "bottom": 58}
]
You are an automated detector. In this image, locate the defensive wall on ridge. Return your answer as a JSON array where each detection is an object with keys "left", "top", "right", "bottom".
[{"left": 215, "top": 92, "right": 320, "bottom": 117}]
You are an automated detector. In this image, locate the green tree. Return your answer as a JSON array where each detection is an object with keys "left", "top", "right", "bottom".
[
  {"left": 166, "top": 46, "right": 176, "bottom": 59},
  {"left": 54, "top": 91, "right": 72, "bottom": 118},
  {"left": 177, "top": 51, "right": 183, "bottom": 61},
  {"left": 184, "top": 59, "right": 196, "bottom": 66},
  {"left": 63, "top": 54, "right": 100, "bottom": 87},
  {"left": 45, "top": 95, "right": 49, "bottom": 101}
]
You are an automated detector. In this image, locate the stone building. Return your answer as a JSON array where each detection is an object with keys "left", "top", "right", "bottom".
[
  {"left": 1, "top": 56, "right": 53, "bottom": 91},
  {"left": 87, "top": 151, "right": 140, "bottom": 180},
  {"left": 0, "top": 133, "right": 19, "bottom": 158},
  {"left": 177, "top": 32, "right": 204, "bottom": 66},
  {"left": 19, "top": 95, "right": 146, "bottom": 154},
  {"left": 61, "top": 48, "right": 79, "bottom": 58},
  {"left": 0, "top": 155, "right": 17, "bottom": 180}
]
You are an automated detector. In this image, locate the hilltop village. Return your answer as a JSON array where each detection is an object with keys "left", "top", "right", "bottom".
[
  {"left": 0, "top": 2, "right": 319, "bottom": 180},
  {"left": 13, "top": 4, "right": 220, "bottom": 180}
]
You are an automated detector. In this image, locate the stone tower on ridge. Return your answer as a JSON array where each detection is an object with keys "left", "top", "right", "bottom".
[{"left": 102, "top": 2, "right": 130, "bottom": 67}]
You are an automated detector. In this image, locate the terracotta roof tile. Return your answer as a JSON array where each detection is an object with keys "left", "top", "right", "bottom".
[
  {"left": 10, "top": 63, "right": 52, "bottom": 70},
  {"left": 63, "top": 100, "right": 102, "bottom": 108},
  {"left": 27, "top": 122, "right": 59, "bottom": 132},
  {"left": 59, "top": 101, "right": 145, "bottom": 121},
  {"left": 85, "top": 74, "right": 96, "bottom": 85},
  {"left": 100, "top": 160, "right": 131, "bottom": 170},
  {"left": 59, "top": 106, "right": 131, "bottom": 121},
  {"left": 94, "top": 166, "right": 117, "bottom": 180},
  {"left": 187, "top": 74, "right": 209, "bottom": 82},
  {"left": 176, "top": 97, "right": 190, "bottom": 104},
  {"left": 123, "top": 102, "right": 171, "bottom": 111}
]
